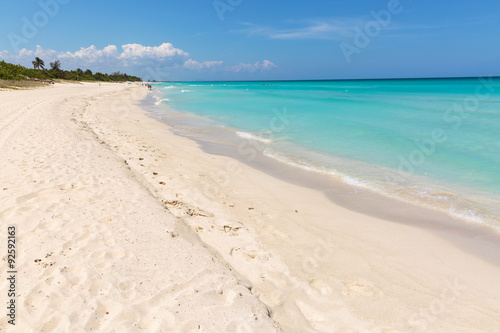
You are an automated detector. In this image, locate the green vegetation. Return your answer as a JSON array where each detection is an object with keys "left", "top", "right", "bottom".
[
  {"left": 50, "top": 60, "right": 61, "bottom": 71},
  {"left": 32, "top": 57, "right": 45, "bottom": 70},
  {"left": 0, "top": 59, "right": 142, "bottom": 83}
]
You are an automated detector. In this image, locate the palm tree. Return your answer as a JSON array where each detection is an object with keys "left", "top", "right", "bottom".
[
  {"left": 32, "top": 57, "right": 45, "bottom": 70},
  {"left": 50, "top": 60, "right": 61, "bottom": 71}
]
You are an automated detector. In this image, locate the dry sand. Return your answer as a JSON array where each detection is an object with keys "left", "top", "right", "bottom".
[{"left": 1, "top": 82, "right": 500, "bottom": 332}]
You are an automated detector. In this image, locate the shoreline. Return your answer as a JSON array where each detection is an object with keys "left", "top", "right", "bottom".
[
  {"left": 132, "top": 86, "right": 500, "bottom": 330},
  {"left": 144, "top": 92, "right": 500, "bottom": 266},
  {"left": 147, "top": 80, "right": 500, "bottom": 232},
  {"left": 2, "top": 83, "right": 500, "bottom": 331}
]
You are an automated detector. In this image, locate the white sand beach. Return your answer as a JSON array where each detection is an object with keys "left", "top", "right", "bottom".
[{"left": 1, "top": 82, "right": 500, "bottom": 332}]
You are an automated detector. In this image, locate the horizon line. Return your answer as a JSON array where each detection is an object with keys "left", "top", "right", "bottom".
[{"left": 151, "top": 75, "right": 500, "bottom": 83}]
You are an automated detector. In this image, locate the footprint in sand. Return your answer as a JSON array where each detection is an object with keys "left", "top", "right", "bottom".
[
  {"left": 90, "top": 251, "right": 105, "bottom": 259},
  {"left": 15, "top": 192, "right": 39, "bottom": 205},
  {"left": 73, "top": 232, "right": 92, "bottom": 247},
  {"left": 89, "top": 279, "right": 113, "bottom": 296},
  {"left": 44, "top": 274, "right": 67, "bottom": 288},
  {"left": 310, "top": 279, "right": 333, "bottom": 295},
  {"left": 37, "top": 218, "right": 62, "bottom": 231},
  {"left": 230, "top": 246, "right": 271, "bottom": 262},
  {"left": 343, "top": 280, "right": 380, "bottom": 297},
  {"left": 61, "top": 265, "right": 88, "bottom": 286},
  {"left": 23, "top": 283, "right": 48, "bottom": 315},
  {"left": 105, "top": 248, "right": 127, "bottom": 259},
  {"left": 119, "top": 280, "right": 136, "bottom": 291},
  {"left": 93, "top": 260, "right": 112, "bottom": 270}
]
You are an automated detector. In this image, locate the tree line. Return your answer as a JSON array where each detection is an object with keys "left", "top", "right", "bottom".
[{"left": 1, "top": 58, "right": 142, "bottom": 82}]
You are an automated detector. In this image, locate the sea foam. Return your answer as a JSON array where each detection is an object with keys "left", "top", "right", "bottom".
[{"left": 236, "top": 131, "right": 272, "bottom": 143}]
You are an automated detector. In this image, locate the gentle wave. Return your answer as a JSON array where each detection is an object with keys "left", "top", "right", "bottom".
[
  {"left": 236, "top": 131, "right": 272, "bottom": 143},
  {"left": 263, "top": 148, "right": 374, "bottom": 188},
  {"left": 263, "top": 148, "right": 487, "bottom": 226},
  {"left": 449, "top": 208, "right": 486, "bottom": 225},
  {"left": 155, "top": 98, "right": 170, "bottom": 105},
  {"left": 181, "top": 90, "right": 191, "bottom": 93}
]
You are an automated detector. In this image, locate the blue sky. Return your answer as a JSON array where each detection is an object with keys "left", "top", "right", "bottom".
[{"left": 1, "top": 0, "right": 500, "bottom": 81}]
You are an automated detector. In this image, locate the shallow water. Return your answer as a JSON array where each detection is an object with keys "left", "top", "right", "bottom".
[{"left": 150, "top": 78, "right": 500, "bottom": 230}]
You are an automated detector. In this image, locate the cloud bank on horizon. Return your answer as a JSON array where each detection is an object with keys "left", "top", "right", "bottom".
[{"left": 0, "top": 43, "right": 276, "bottom": 81}]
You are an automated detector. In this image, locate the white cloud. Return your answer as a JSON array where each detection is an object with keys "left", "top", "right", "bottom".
[
  {"left": 261, "top": 60, "right": 276, "bottom": 70},
  {"left": 0, "top": 43, "right": 277, "bottom": 79},
  {"left": 120, "top": 43, "right": 188, "bottom": 59},
  {"left": 18, "top": 48, "right": 34, "bottom": 58},
  {"left": 0, "top": 43, "right": 190, "bottom": 70},
  {"left": 183, "top": 59, "right": 223, "bottom": 70},
  {"left": 231, "top": 59, "right": 276, "bottom": 73},
  {"left": 59, "top": 45, "right": 119, "bottom": 64}
]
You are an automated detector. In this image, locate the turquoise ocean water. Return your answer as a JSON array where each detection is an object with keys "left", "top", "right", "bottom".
[{"left": 151, "top": 78, "right": 500, "bottom": 230}]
